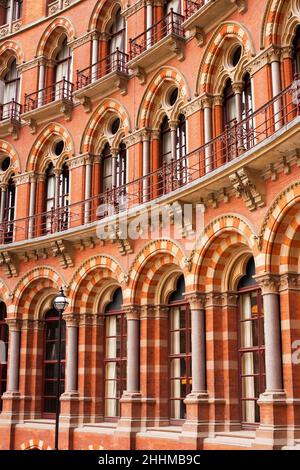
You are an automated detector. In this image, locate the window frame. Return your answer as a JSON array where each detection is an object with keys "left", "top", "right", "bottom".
[{"left": 0, "top": 302, "right": 8, "bottom": 412}]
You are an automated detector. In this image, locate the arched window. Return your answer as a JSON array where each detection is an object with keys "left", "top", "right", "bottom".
[
  {"left": 241, "top": 73, "right": 253, "bottom": 149},
  {"left": 2, "top": 59, "right": 19, "bottom": 105},
  {"left": 238, "top": 257, "right": 265, "bottom": 428},
  {"left": 104, "top": 288, "right": 126, "bottom": 420},
  {"left": 293, "top": 26, "right": 300, "bottom": 76},
  {"left": 168, "top": 275, "right": 191, "bottom": 422},
  {"left": 2, "top": 1, "right": 22, "bottom": 25},
  {"left": 2, "top": 176, "right": 15, "bottom": 243},
  {"left": 160, "top": 116, "right": 172, "bottom": 165},
  {"left": 223, "top": 78, "right": 236, "bottom": 128},
  {"left": 42, "top": 308, "right": 66, "bottom": 417},
  {"left": 59, "top": 163, "right": 70, "bottom": 231},
  {"left": 176, "top": 114, "right": 187, "bottom": 185},
  {"left": 100, "top": 142, "right": 127, "bottom": 192},
  {"left": 164, "top": 0, "right": 181, "bottom": 15},
  {"left": 108, "top": 7, "right": 125, "bottom": 55},
  {"left": 54, "top": 37, "right": 72, "bottom": 101},
  {"left": 0, "top": 302, "right": 8, "bottom": 412}
]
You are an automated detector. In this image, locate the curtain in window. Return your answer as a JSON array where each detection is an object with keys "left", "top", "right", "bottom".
[
  {"left": 55, "top": 40, "right": 72, "bottom": 100},
  {"left": 109, "top": 10, "right": 125, "bottom": 54}
]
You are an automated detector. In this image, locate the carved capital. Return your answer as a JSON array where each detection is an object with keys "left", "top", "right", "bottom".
[
  {"left": 184, "top": 292, "right": 206, "bottom": 310},
  {"left": 63, "top": 313, "right": 80, "bottom": 327},
  {"left": 254, "top": 274, "right": 280, "bottom": 295},
  {"left": 123, "top": 305, "right": 140, "bottom": 321}
]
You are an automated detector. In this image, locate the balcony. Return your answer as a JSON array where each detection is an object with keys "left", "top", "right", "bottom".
[
  {"left": 0, "top": 100, "right": 22, "bottom": 139},
  {"left": 75, "top": 49, "right": 129, "bottom": 112},
  {"left": 184, "top": 0, "right": 247, "bottom": 43},
  {"left": 0, "top": 18, "right": 22, "bottom": 39},
  {"left": 22, "top": 78, "right": 74, "bottom": 132},
  {"left": 128, "top": 10, "right": 185, "bottom": 82},
  {"left": 47, "top": 0, "right": 75, "bottom": 16},
  {"left": 0, "top": 82, "right": 299, "bottom": 269}
]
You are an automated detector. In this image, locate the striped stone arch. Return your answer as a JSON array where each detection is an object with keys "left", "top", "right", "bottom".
[
  {"left": 10, "top": 267, "right": 66, "bottom": 317},
  {"left": 69, "top": 255, "right": 126, "bottom": 312},
  {"left": 88, "top": 0, "right": 126, "bottom": 32},
  {"left": 259, "top": 181, "right": 300, "bottom": 274},
  {"left": 20, "top": 440, "right": 52, "bottom": 450},
  {"left": 137, "top": 67, "right": 190, "bottom": 129},
  {"left": 26, "top": 122, "right": 74, "bottom": 172},
  {"left": 197, "top": 22, "right": 255, "bottom": 95},
  {"left": 83, "top": 444, "right": 104, "bottom": 450},
  {"left": 128, "top": 239, "right": 188, "bottom": 304},
  {"left": 80, "top": 99, "right": 131, "bottom": 154},
  {"left": 189, "top": 215, "right": 257, "bottom": 292},
  {"left": 0, "top": 140, "right": 21, "bottom": 174},
  {"left": 36, "top": 17, "right": 76, "bottom": 59},
  {"left": 260, "top": 0, "right": 289, "bottom": 48},
  {"left": 0, "top": 278, "right": 11, "bottom": 304},
  {"left": 0, "top": 40, "right": 24, "bottom": 76}
]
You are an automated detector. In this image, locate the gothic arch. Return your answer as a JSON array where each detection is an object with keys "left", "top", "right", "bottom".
[
  {"left": 69, "top": 255, "right": 126, "bottom": 312},
  {"left": 128, "top": 239, "right": 188, "bottom": 305},
  {"left": 26, "top": 123, "right": 74, "bottom": 172},
  {"left": 196, "top": 21, "right": 255, "bottom": 95},
  {"left": 88, "top": 0, "right": 126, "bottom": 32},
  {"left": 36, "top": 17, "right": 76, "bottom": 59},
  {"left": 0, "top": 140, "right": 21, "bottom": 182},
  {"left": 80, "top": 98, "right": 131, "bottom": 154},
  {"left": 0, "top": 40, "right": 24, "bottom": 76}
]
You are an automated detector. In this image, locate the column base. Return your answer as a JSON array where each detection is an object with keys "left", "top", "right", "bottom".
[
  {"left": 60, "top": 391, "right": 80, "bottom": 426},
  {"left": 0, "top": 391, "right": 22, "bottom": 421},
  {"left": 115, "top": 392, "right": 143, "bottom": 450},
  {"left": 181, "top": 392, "right": 210, "bottom": 449},
  {"left": 252, "top": 390, "right": 288, "bottom": 450}
]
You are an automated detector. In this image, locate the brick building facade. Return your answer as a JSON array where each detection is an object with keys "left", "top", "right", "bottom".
[{"left": 0, "top": 0, "right": 299, "bottom": 450}]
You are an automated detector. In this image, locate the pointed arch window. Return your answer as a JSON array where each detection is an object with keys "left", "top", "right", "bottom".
[
  {"left": 42, "top": 308, "right": 66, "bottom": 417},
  {"left": 1, "top": 177, "right": 15, "bottom": 243},
  {"left": 108, "top": 7, "right": 125, "bottom": 55},
  {"left": 176, "top": 113, "right": 187, "bottom": 184},
  {"left": 160, "top": 116, "right": 172, "bottom": 165},
  {"left": 0, "top": 302, "right": 8, "bottom": 412},
  {"left": 223, "top": 78, "right": 236, "bottom": 127},
  {"left": 0, "top": 58, "right": 20, "bottom": 120},
  {"left": 100, "top": 142, "right": 127, "bottom": 193},
  {"left": 241, "top": 72, "right": 254, "bottom": 149},
  {"left": 59, "top": 162, "right": 70, "bottom": 231},
  {"left": 104, "top": 288, "right": 126, "bottom": 420},
  {"left": 54, "top": 37, "right": 72, "bottom": 101},
  {"left": 293, "top": 25, "right": 300, "bottom": 77},
  {"left": 169, "top": 275, "right": 191, "bottom": 422},
  {"left": 238, "top": 257, "right": 265, "bottom": 428}
]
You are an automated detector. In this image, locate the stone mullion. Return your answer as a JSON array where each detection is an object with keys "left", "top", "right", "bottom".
[
  {"left": 221, "top": 293, "right": 240, "bottom": 431},
  {"left": 154, "top": 305, "right": 169, "bottom": 425},
  {"left": 205, "top": 293, "right": 225, "bottom": 433}
]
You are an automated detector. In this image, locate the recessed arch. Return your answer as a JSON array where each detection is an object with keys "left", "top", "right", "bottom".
[
  {"left": 88, "top": 0, "right": 127, "bottom": 32},
  {"left": 0, "top": 40, "right": 24, "bottom": 76},
  {"left": 196, "top": 21, "right": 255, "bottom": 95},
  {"left": 0, "top": 140, "right": 21, "bottom": 182},
  {"left": 36, "top": 17, "right": 76, "bottom": 59},
  {"left": 137, "top": 67, "right": 190, "bottom": 129}
]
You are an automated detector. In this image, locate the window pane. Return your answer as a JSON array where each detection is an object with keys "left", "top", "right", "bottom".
[{"left": 241, "top": 352, "right": 259, "bottom": 375}]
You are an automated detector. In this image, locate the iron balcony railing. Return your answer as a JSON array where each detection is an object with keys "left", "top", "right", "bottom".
[
  {"left": 0, "top": 99, "right": 22, "bottom": 122},
  {"left": 129, "top": 9, "right": 185, "bottom": 60},
  {"left": 23, "top": 78, "right": 74, "bottom": 113},
  {"left": 76, "top": 49, "right": 129, "bottom": 90},
  {"left": 185, "top": 0, "right": 207, "bottom": 19},
  {"left": 1, "top": 81, "right": 300, "bottom": 245}
]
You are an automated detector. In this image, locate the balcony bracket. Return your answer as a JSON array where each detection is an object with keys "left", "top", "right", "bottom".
[
  {"left": 170, "top": 36, "right": 185, "bottom": 62},
  {"left": 189, "top": 26, "right": 205, "bottom": 47},
  {"left": 231, "top": 0, "right": 248, "bottom": 13},
  {"left": 0, "top": 251, "right": 18, "bottom": 278},
  {"left": 79, "top": 96, "right": 92, "bottom": 113},
  {"left": 60, "top": 101, "right": 73, "bottom": 121},
  {"left": 131, "top": 66, "right": 146, "bottom": 85},
  {"left": 51, "top": 239, "right": 74, "bottom": 269},
  {"left": 229, "top": 168, "right": 265, "bottom": 212},
  {"left": 26, "top": 118, "right": 38, "bottom": 135},
  {"left": 114, "top": 76, "right": 128, "bottom": 96}
]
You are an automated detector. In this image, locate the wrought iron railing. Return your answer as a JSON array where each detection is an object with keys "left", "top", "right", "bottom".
[
  {"left": 129, "top": 10, "right": 185, "bottom": 60},
  {"left": 1, "top": 81, "right": 300, "bottom": 245},
  {"left": 0, "top": 100, "right": 22, "bottom": 122},
  {"left": 76, "top": 49, "right": 129, "bottom": 90},
  {"left": 185, "top": 0, "right": 207, "bottom": 19},
  {"left": 23, "top": 78, "right": 74, "bottom": 113}
]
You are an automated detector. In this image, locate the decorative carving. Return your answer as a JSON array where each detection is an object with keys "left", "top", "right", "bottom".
[
  {"left": 0, "top": 251, "right": 18, "bottom": 277},
  {"left": 130, "top": 65, "right": 146, "bottom": 85},
  {"left": 229, "top": 168, "right": 265, "bottom": 211},
  {"left": 50, "top": 239, "right": 74, "bottom": 269},
  {"left": 185, "top": 292, "right": 206, "bottom": 310},
  {"left": 79, "top": 96, "right": 92, "bottom": 113},
  {"left": 60, "top": 101, "right": 73, "bottom": 121},
  {"left": 254, "top": 274, "right": 280, "bottom": 295}
]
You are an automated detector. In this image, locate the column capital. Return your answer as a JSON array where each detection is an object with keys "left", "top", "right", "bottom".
[
  {"left": 279, "top": 273, "right": 300, "bottom": 292},
  {"left": 63, "top": 313, "right": 80, "bottom": 327},
  {"left": 212, "top": 94, "right": 223, "bottom": 107},
  {"left": 6, "top": 318, "right": 21, "bottom": 332},
  {"left": 123, "top": 305, "right": 140, "bottom": 321},
  {"left": 184, "top": 291, "right": 206, "bottom": 310},
  {"left": 0, "top": 183, "right": 8, "bottom": 191},
  {"left": 151, "top": 129, "right": 161, "bottom": 141},
  {"left": 254, "top": 273, "right": 280, "bottom": 295},
  {"left": 281, "top": 46, "right": 294, "bottom": 60},
  {"left": 21, "top": 318, "right": 44, "bottom": 331},
  {"left": 78, "top": 312, "right": 104, "bottom": 327},
  {"left": 221, "top": 291, "right": 239, "bottom": 307},
  {"left": 232, "top": 81, "right": 244, "bottom": 94},
  {"left": 169, "top": 120, "right": 179, "bottom": 131},
  {"left": 140, "top": 304, "right": 156, "bottom": 319},
  {"left": 202, "top": 94, "right": 213, "bottom": 108},
  {"left": 154, "top": 304, "right": 169, "bottom": 319},
  {"left": 205, "top": 291, "right": 224, "bottom": 308},
  {"left": 268, "top": 45, "right": 282, "bottom": 63}
]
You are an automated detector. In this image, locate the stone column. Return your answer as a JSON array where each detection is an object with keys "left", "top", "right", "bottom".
[
  {"left": 91, "top": 32, "right": 99, "bottom": 82},
  {"left": 38, "top": 58, "right": 46, "bottom": 106},
  {"left": 233, "top": 82, "right": 243, "bottom": 122},
  {"left": 203, "top": 96, "right": 213, "bottom": 173},
  {"left": 8, "top": 0, "right": 14, "bottom": 33},
  {"left": 111, "top": 149, "right": 118, "bottom": 189},
  {"left": 269, "top": 47, "right": 283, "bottom": 131},
  {"left": 28, "top": 173, "right": 37, "bottom": 239},
  {"left": 84, "top": 156, "right": 93, "bottom": 224},
  {"left": 126, "top": 307, "right": 140, "bottom": 394},
  {"left": 253, "top": 274, "right": 287, "bottom": 450},
  {"left": 142, "top": 130, "right": 150, "bottom": 202},
  {"left": 54, "top": 168, "right": 61, "bottom": 210},
  {"left": 182, "top": 293, "right": 209, "bottom": 447},
  {"left": 0, "top": 184, "right": 7, "bottom": 224},
  {"left": 146, "top": 1, "right": 153, "bottom": 49},
  {"left": 6, "top": 318, "right": 21, "bottom": 394},
  {"left": 169, "top": 120, "right": 178, "bottom": 161},
  {"left": 64, "top": 314, "right": 79, "bottom": 394}
]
